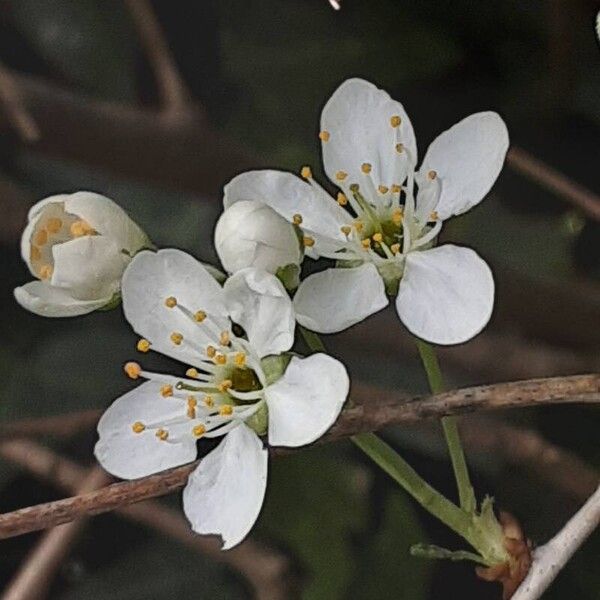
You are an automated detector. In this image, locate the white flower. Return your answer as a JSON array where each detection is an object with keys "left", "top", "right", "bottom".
[
  {"left": 14, "top": 191, "right": 150, "bottom": 317},
  {"left": 94, "top": 248, "right": 349, "bottom": 549},
  {"left": 223, "top": 78, "right": 509, "bottom": 345},
  {"left": 214, "top": 199, "right": 301, "bottom": 275}
]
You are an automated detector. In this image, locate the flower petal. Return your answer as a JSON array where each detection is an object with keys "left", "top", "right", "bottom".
[
  {"left": 320, "top": 78, "right": 417, "bottom": 189},
  {"left": 183, "top": 423, "right": 268, "bottom": 549},
  {"left": 122, "top": 249, "right": 228, "bottom": 365},
  {"left": 14, "top": 281, "right": 110, "bottom": 317},
  {"left": 265, "top": 354, "right": 349, "bottom": 447},
  {"left": 418, "top": 112, "right": 509, "bottom": 220},
  {"left": 396, "top": 245, "right": 495, "bottom": 345},
  {"left": 215, "top": 200, "right": 301, "bottom": 274},
  {"left": 65, "top": 191, "right": 150, "bottom": 254},
  {"left": 51, "top": 236, "right": 129, "bottom": 300},
  {"left": 293, "top": 263, "right": 388, "bottom": 333},
  {"left": 223, "top": 170, "right": 349, "bottom": 253},
  {"left": 224, "top": 268, "right": 295, "bottom": 358},
  {"left": 94, "top": 381, "right": 197, "bottom": 480}
]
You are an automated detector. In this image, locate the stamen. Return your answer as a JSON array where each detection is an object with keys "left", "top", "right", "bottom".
[
  {"left": 30, "top": 245, "right": 41, "bottom": 261},
  {"left": 132, "top": 421, "right": 145, "bottom": 434},
  {"left": 390, "top": 243, "right": 401, "bottom": 255},
  {"left": 160, "top": 384, "right": 173, "bottom": 398},
  {"left": 318, "top": 130, "right": 330, "bottom": 142},
  {"left": 392, "top": 209, "right": 403, "bottom": 225},
  {"left": 378, "top": 185, "right": 389, "bottom": 194},
  {"left": 170, "top": 332, "right": 183, "bottom": 346},
  {"left": 124, "top": 362, "right": 142, "bottom": 379},
  {"left": 186, "top": 367, "right": 199, "bottom": 379},
  {"left": 193, "top": 424, "right": 206, "bottom": 437},
  {"left": 39, "top": 264, "right": 53, "bottom": 280},
  {"left": 46, "top": 218, "right": 62, "bottom": 234},
  {"left": 214, "top": 353, "right": 227, "bottom": 366},
  {"left": 354, "top": 221, "right": 364, "bottom": 233},
  {"left": 204, "top": 395, "right": 215, "bottom": 407},
  {"left": 301, "top": 166, "right": 312, "bottom": 180},
  {"left": 234, "top": 352, "right": 246, "bottom": 367},
  {"left": 70, "top": 220, "right": 95, "bottom": 237},
  {"left": 395, "top": 143, "right": 404, "bottom": 154},
  {"left": 361, "top": 163, "right": 372, "bottom": 174},
  {"left": 292, "top": 213, "right": 303, "bottom": 225},
  {"left": 206, "top": 345, "right": 217, "bottom": 358},
  {"left": 155, "top": 428, "right": 169, "bottom": 441},
  {"left": 335, "top": 171, "right": 348, "bottom": 182},
  {"left": 187, "top": 396, "right": 197, "bottom": 419},
  {"left": 218, "top": 380, "right": 232, "bottom": 393},
  {"left": 194, "top": 310, "right": 206, "bottom": 322},
  {"left": 428, "top": 170, "right": 437, "bottom": 180},
  {"left": 391, "top": 184, "right": 402, "bottom": 194},
  {"left": 303, "top": 236, "right": 315, "bottom": 247},
  {"left": 137, "top": 338, "right": 151, "bottom": 353},
  {"left": 361, "top": 239, "right": 371, "bottom": 249},
  {"left": 34, "top": 229, "right": 48, "bottom": 246},
  {"left": 219, "top": 405, "right": 234, "bottom": 416},
  {"left": 372, "top": 233, "right": 383, "bottom": 243},
  {"left": 429, "top": 211, "right": 439, "bottom": 221},
  {"left": 337, "top": 192, "right": 348, "bottom": 206},
  {"left": 220, "top": 331, "right": 230, "bottom": 346},
  {"left": 341, "top": 225, "right": 352, "bottom": 236},
  {"left": 165, "top": 296, "right": 177, "bottom": 308},
  {"left": 390, "top": 115, "right": 402, "bottom": 128}
]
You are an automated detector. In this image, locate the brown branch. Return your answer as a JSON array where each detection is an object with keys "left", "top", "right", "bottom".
[
  {"left": 0, "top": 409, "right": 101, "bottom": 440},
  {"left": 0, "top": 61, "right": 40, "bottom": 143},
  {"left": 1, "top": 467, "right": 110, "bottom": 600},
  {"left": 124, "top": 0, "right": 192, "bottom": 114},
  {"left": 0, "top": 440, "right": 293, "bottom": 600},
  {"left": 0, "top": 374, "right": 597, "bottom": 539},
  {"left": 507, "top": 146, "right": 600, "bottom": 222}
]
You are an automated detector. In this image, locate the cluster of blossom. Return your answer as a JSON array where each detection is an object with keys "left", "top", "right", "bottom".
[{"left": 14, "top": 79, "right": 509, "bottom": 549}]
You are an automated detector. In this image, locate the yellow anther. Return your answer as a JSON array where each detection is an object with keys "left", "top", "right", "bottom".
[
  {"left": 132, "top": 421, "right": 145, "bottom": 434},
  {"left": 341, "top": 225, "right": 352, "bottom": 236},
  {"left": 354, "top": 221, "right": 364, "bottom": 232},
  {"left": 318, "top": 130, "right": 330, "bottom": 142},
  {"left": 218, "top": 379, "right": 232, "bottom": 393},
  {"left": 337, "top": 192, "right": 348, "bottom": 206},
  {"left": 392, "top": 209, "right": 403, "bottom": 225},
  {"left": 335, "top": 170, "right": 348, "bottom": 181},
  {"left": 349, "top": 183, "right": 359, "bottom": 193},
  {"left": 70, "top": 220, "right": 94, "bottom": 237},
  {"left": 303, "top": 236, "right": 315, "bottom": 247},
  {"left": 194, "top": 310, "right": 206, "bottom": 322},
  {"left": 187, "top": 395, "right": 198, "bottom": 408},
  {"left": 170, "top": 332, "right": 183, "bottom": 346},
  {"left": 390, "top": 115, "right": 402, "bottom": 128},
  {"left": 361, "top": 163, "right": 372, "bottom": 174},
  {"left": 214, "top": 353, "right": 227, "bottom": 365},
  {"left": 137, "top": 338, "right": 151, "bottom": 353},
  {"left": 378, "top": 185, "right": 389, "bottom": 194},
  {"left": 124, "top": 361, "right": 142, "bottom": 379},
  {"left": 361, "top": 239, "right": 371, "bottom": 249},
  {"left": 165, "top": 296, "right": 177, "bottom": 308},
  {"left": 428, "top": 170, "right": 437, "bottom": 180},
  {"left": 206, "top": 345, "right": 216, "bottom": 358},
  {"left": 429, "top": 211, "right": 439, "bottom": 221},
  {"left": 46, "top": 218, "right": 62, "bottom": 234},
  {"left": 372, "top": 233, "right": 383, "bottom": 243},
  {"left": 39, "top": 264, "right": 53, "bottom": 280},
  {"left": 219, "top": 405, "right": 234, "bottom": 416},
  {"left": 155, "top": 428, "right": 169, "bottom": 441},
  {"left": 34, "top": 229, "right": 48, "bottom": 246},
  {"left": 395, "top": 143, "right": 404, "bottom": 154},
  {"left": 160, "top": 384, "right": 173, "bottom": 398},
  {"left": 220, "top": 330, "right": 230, "bottom": 346},
  {"left": 187, "top": 406, "right": 196, "bottom": 419},
  {"left": 193, "top": 424, "right": 206, "bottom": 437},
  {"left": 204, "top": 395, "right": 215, "bottom": 407},
  {"left": 234, "top": 352, "right": 246, "bottom": 367},
  {"left": 186, "top": 367, "right": 199, "bottom": 379},
  {"left": 301, "top": 166, "right": 313, "bottom": 180},
  {"left": 390, "top": 243, "right": 401, "bottom": 255},
  {"left": 292, "top": 213, "right": 303, "bottom": 225},
  {"left": 391, "top": 184, "right": 402, "bottom": 194},
  {"left": 30, "top": 245, "right": 41, "bottom": 261}
]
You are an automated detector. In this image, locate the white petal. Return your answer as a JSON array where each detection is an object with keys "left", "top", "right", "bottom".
[
  {"left": 14, "top": 281, "right": 110, "bottom": 317},
  {"left": 418, "top": 112, "right": 509, "bottom": 220},
  {"left": 224, "top": 268, "right": 295, "bottom": 358},
  {"left": 321, "top": 78, "right": 417, "bottom": 189},
  {"left": 265, "top": 354, "right": 349, "bottom": 447},
  {"left": 223, "top": 170, "right": 349, "bottom": 252},
  {"left": 51, "top": 236, "right": 129, "bottom": 300},
  {"left": 183, "top": 424, "right": 268, "bottom": 549},
  {"left": 396, "top": 245, "right": 495, "bottom": 345},
  {"left": 65, "top": 192, "right": 150, "bottom": 253},
  {"left": 215, "top": 201, "right": 301, "bottom": 274},
  {"left": 94, "top": 381, "right": 197, "bottom": 480},
  {"left": 293, "top": 263, "right": 388, "bottom": 333},
  {"left": 122, "top": 249, "right": 228, "bottom": 365}
]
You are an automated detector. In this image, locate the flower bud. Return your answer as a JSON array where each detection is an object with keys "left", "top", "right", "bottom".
[
  {"left": 214, "top": 200, "right": 301, "bottom": 275},
  {"left": 14, "top": 191, "right": 150, "bottom": 317}
]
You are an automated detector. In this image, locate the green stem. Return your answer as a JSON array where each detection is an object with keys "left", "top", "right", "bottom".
[
  {"left": 299, "top": 325, "right": 326, "bottom": 353},
  {"left": 416, "top": 339, "right": 476, "bottom": 514}
]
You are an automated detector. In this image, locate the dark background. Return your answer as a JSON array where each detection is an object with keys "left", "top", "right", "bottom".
[{"left": 0, "top": 1, "right": 599, "bottom": 598}]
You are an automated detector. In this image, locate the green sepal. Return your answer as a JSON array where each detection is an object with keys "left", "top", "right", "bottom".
[
  {"left": 260, "top": 353, "right": 294, "bottom": 386},
  {"left": 410, "top": 543, "right": 488, "bottom": 566},
  {"left": 276, "top": 263, "right": 300, "bottom": 291},
  {"left": 245, "top": 402, "right": 269, "bottom": 436},
  {"left": 98, "top": 292, "right": 122, "bottom": 311}
]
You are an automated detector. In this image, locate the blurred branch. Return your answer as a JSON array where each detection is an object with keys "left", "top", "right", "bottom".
[
  {"left": 507, "top": 146, "right": 600, "bottom": 222},
  {"left": 511, "top": 484, "right": 600, "bottom": 600},
  {"left": 2, "top": 467, "right": 110, "bottom": 600},
  {"left": 0, "top": 440, "right": 294, "bottom": 600},
  {"left": 0, "top": 374, "right": 597, "bottom": 539},
  {"left": 0, "top": 409, "right": 101, "bottom": 440},
  {"left": 0, "top": 60, "right": 40, "bottom": 143},
  {"left": 124, "top": 0, "right": 192, "bottom": 115}
]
